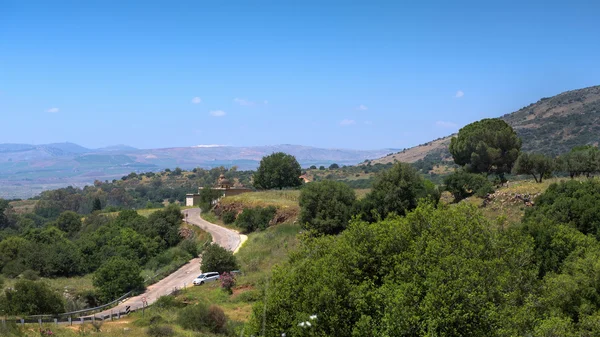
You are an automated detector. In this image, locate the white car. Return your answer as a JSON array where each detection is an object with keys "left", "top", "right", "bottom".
[{"left": 193, "top": 272, "right": 220, "bottom": 285}]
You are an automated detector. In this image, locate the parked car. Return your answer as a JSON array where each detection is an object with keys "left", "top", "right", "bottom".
[{"left": 193, "top": 272, "right": 220, "bottom": 285}]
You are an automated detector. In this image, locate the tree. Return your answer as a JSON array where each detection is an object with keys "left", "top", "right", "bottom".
[
  {"left": 253, "top": 152, "right": 302, "bottom": 190},
  {"left": 52, "top": 211, "right": 82, "bottom": 235},
  {"left": 319, "top": 166, "right": 326, "bottom": 170},
  {"left": 513, "top": 152, "right": 554, "bottom": 183},
  {"left": 92, "top": 197, "right": 102, "bottom": 212},
  {"left": 199, "top": 188, "right": 223, "bottom": 211},
  {"left": 329, "top": 163, "right": 339, "bottom": 170},
  {"left": 200, "top": 243, "right": 238, "bottom": 274},
  {"left": 358, "top": 162, "right": 439, "bottom": 222},
  {"left": 0, "top": 199, "right": 15, "bottom": 230},
  {"left": 299, "top": 180, "right": 356, "bottom": 235},
  {"left": 444, "top": 170, "right": 494, "bottom": 202},
  {"left": 559, "top": 145, "right": 600, "bottom": 178},
  {"left": 247, "top": 203, "right": 537, "bottom": 336},
  {"left": 93, "top": 257, "right": 144, "bottom": 302},
  {"left": 3, "top": 279, "right": 65, "bottom": 315},
  {"left": 449, "top": 118, "right": 521, "bottom": 181},
  {"left": 309, "top": 165, "right": 317, "bottom": 170}
]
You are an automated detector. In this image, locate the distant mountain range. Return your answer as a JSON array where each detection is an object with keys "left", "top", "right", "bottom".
[
  {"left": 371, "top": 85, "right": 600, "bottom": 165},
  {"left": 0, "top": 143, "right": 396, "bottom": 198}
]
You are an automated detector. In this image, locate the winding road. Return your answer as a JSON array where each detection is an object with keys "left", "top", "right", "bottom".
[{"left": 91, "top": 208, "right": 242, "bottom": 317}]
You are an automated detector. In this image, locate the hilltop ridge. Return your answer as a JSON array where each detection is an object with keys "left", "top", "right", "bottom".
[{"left": 370, "top": 85, "right": 600, "bottom": 165}]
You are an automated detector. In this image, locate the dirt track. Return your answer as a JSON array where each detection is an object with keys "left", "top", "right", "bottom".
[{"left": 91, "top": 208, "right": 241, "bottom": 317}]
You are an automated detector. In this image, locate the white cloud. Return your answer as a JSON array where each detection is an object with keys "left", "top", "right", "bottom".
[
  {"left": 435, "top": 120, "right": 458, "bottom": 128},
  {"left": 357, "top": 104, "right": 368, "bottom": 111},
  {"left": 364, "top": 120, "right": 373, "bottom": 125},
  {"left": 46, "top": 107, "right": 59, "bottom": 113},
  {"left": 234, "top": 98, "right": 255, "bottom": 106},
  {"left": 455, "top": 90, "right": 464, "bottom": 98},
  {"left": 191, "top": 97, "right": 202, "bottom": 104},
  {"left": 210, "top": 110, "right": 226, "bottom": 117},
  {"left": 340, "top": 119, "right": 356, "bottom": 126}
]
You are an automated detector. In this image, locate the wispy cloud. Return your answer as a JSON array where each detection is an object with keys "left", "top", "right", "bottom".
[
  {"left": 364, "top": 120, "right": 373, "bottom": 125},
  {"left": 234, "top": 98, "right": 255, "bottom": 106},
  {"left": 46, "top": 107, "right": 59, "bottom": 113},
  {"left": 455, "top": 90, "right": 464, "bottom": 98},
  {"left": 435, "top": 120, "right": 458, "bottom": 128},
  {"left": 340, "top": 119, "right": 356, "bottom": 126},
  {"left": 210, "top": 110, "right": 226, "bottom": 117},
  {"left": 357, "top": 104, "right": 368, "bottom": 111},
  {"left": 191, "top": 97, "right": 202, "bottom": 104}
]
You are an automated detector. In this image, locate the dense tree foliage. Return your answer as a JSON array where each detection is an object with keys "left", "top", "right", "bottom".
[
  {"left": 200, "top": 243, "right": 238, "bottom": 274},
  {"left": 443, "top": 170, "right": 494, "bottom": 202},
  {"left": 513, "top": 152, "right": 555, "bottom": 183},
  {"left": 449, "top": 118, "right": 521, "bottom": 180},
  {"left": 93, "top": 256, "right": 144, "bottom": 302},
  {"left": 299, "top": 180, "right": 356, "bottom": 235},
  {"left": 253, "top": 152, "right": 302, "bottom": 190},
  {"left": 0, "top": 279, "right": 65, "bottom": 315},
  {"left": 235, "top": 206, "right": 276, "bottom": 233},
  {"left": 248, "top": 203, "right": 537, "bottom": 336},
  {"left": 358, "top": 162, "right": 439, "bottom": 222},
  {"left": 558, "top": 145, "right": 600, "bottom": 178}
]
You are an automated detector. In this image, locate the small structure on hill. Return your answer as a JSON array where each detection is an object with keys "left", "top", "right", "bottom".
[{"left": 186, "top": 174, "right": 253, "bottom": 206}]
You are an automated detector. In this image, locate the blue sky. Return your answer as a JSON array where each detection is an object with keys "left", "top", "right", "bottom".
[{"left": 1, "top": 0, "right": 599, "bottom": 150}]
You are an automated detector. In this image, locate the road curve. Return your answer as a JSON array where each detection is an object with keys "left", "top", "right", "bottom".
[{"left": 91, "top": 208, "right": 241, "bottom": 317}]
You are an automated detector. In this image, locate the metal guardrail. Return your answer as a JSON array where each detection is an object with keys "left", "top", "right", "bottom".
[
  {"left": 1, "top": 290, "right": 134, "bottom": 326},
  {"left": 2, "top": 285, "right": 187, "bottom": 327}
]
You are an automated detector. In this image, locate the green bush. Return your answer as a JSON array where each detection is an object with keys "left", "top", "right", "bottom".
[
  {"left": 222, "top": 211, "right": 236, "bottom": 224},
  {"left": 146, "top": 325, "right": 174, "bottom": 337},
  {"left": 93, "top": 257, "right": 144, "bottom": 303},
  {"left": 177, "top": 302, "right": 229, "bottom": 334},
  {"left": 153, "top": 295, "right": 185, "bottom": 309},
  {"left": 201, "top": 243, "right": 239, "bottom": 274},
  {"left": 299, "top": 180, "right": 356, "bottom": 235},
  {"left": 235, "top": 206, "right": 277, "bottom": 233},
  {"left": 2, "top": 279, "right": 65, "bottom": 315},
  {"left": 179, "top": 239, "right": 199, "bottom": 257},
  {"left": 444, "top": 170, "right": 494, "bottom": 202}
]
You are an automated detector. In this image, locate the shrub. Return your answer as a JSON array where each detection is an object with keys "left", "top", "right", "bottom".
[
  {"left": 201, "top": 243, "right": 239, "bottom": 274},
  {"left": 299, "top": 180, "right": 356, "bottom": 235},
  {"left": 146, "top": 325, "right": 174, "bottom": 337},
  {"left": 235, "top": 206, "right": 277, "bottom": 233},
  {"left": 93, "top": 257, "right": 144, "bottom": 303},
  {"left": 179, "top": 239, "right": 199, "bottom": 257},
  {"left": 220, "top": 272, "right": 236, "bottom": 294},
  {"left": 153, "top": 295, "right": 185, "bottom": 309},
  {"left": 222, "top": 211, "right": 236, "bottom": 224},
  {"left": 177, "top": 302, "right": 229, "bottom": 334},
  {"left": 3, "top": 279, "right": 65, "bottom": 315},
  {"left": 444, "top": 170, "right": 494, "bottom": 202},
  {"left": 358, "top": 162, "right": 439, "bottom": 222}
]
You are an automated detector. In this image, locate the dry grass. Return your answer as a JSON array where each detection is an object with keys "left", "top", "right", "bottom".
[
  {"left": 220, "top": 190, "right": 300, "bottom": 210},
  {"left": 9, "top": 199, "right": 37, "bottom": 214}
]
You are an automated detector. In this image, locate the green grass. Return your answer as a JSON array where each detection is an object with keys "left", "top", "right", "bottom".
[{"left": 3, "top": 275, "right": 95, "bottom": 295}]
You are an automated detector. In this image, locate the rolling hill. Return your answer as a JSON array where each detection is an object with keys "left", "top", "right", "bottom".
[
  {"left": 370, "top": 85, "right": 600, "bottom": 165},
  {"left": 0, "top": 143, "right": 394, "bottom": 198}
]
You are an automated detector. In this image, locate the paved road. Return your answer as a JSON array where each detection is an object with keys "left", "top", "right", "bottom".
[{"left": 91, "top": 208, "right": 241, "bottom": 317}]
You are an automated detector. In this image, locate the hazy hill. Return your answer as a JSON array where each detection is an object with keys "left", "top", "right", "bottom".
[
  {"left": 0, "top": 143, "right": 393, "bottom": 198},
  {"left": 371, "top": 85, "right": 600, "bottom": 165}
]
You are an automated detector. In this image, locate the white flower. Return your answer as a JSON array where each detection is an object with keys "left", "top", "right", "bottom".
[
  {"left": 306, "top": 321, "right": 312, "bottom": 327},
  {"left": 309, "top": 314, "right": 317, "bottom": 320},
  {"left": 298, "top": 322, "right": 306, "bottom": 327}
]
